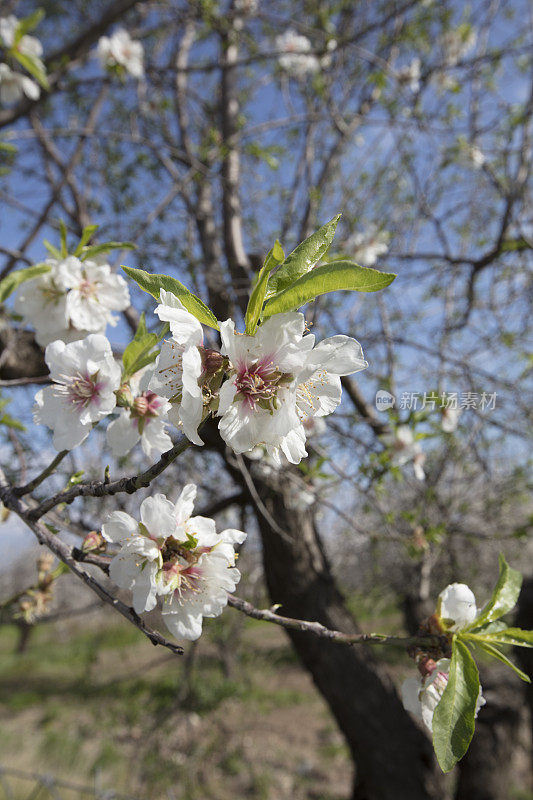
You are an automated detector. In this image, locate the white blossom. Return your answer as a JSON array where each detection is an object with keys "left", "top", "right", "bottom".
[
  {"left": 102, "top": 486, "right": 247, "bottom": 640},
  {"left": 217, "top": 313, "right": 311, "bottom": 460},
  {"left": 441, "top": 27, "right": 477, "bottom": 67},
  {"left": 14, "top": 261, "right": 71, "bottom": 346},
  {"left": 34, "top": 334, "right": 121, "bottom": 450},
  {"left": 346, "top": 225, "right": 390, "bottom": 267},
  {"left": 383, "top": 425, "right": 426, "bottom": 481},
  {"left": 438, "top": 583, "right": 477, "bottom": 631},
  {"left": 234, "top": 0, "right": 258, "bottom": 14},
  {"left": 401, "top": 658, "right": 485, "bottom": 733},
  {"left": 57, "top": 256, "right": 130, "bottom": 333},
  {"left": 97, "top": 28, "right": 144, "bottom": 78},
  {"left": 102, "top": 495, "right": 176, "bottom": 614},
  {"left": 276, "top": 30, "right": 320, "bottom": 77},
  {"left": 148, "top": 290, "right": 206, "bottom": 446},
  {"left": 0, "top": 62, "right": 39, "bottom": 103},
  {"left": 0, "top": 15, "right": 43, "bottom": 59},
  {"left": 441, "top": 405, "right": 461, "bottom": 432},
  {"left": 106, "top": 369, "right": 172, "bottom": 460},
  {"left": 276, "top": 334, "right": 368, "bottom": 464},
  {"left": 15, "top": 256, "right": 130, "bottom": 345},
  {"left": 397, "top": 57, "right": 421, "bottom": 93}
]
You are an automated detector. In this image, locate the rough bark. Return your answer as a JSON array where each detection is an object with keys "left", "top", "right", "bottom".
[{"left": 218, "top": 447, "right": 443, "bottom": 800}]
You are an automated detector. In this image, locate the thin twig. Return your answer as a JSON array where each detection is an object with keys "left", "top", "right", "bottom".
[
  {"left": 227, "top": 594, "right": 446, "bottom": 650},
  {"left": 14, "top": 450, "right": 69, "bottom": 497},
  {"left": 28, "top": 437, "right": 192, "bottom": 520}
]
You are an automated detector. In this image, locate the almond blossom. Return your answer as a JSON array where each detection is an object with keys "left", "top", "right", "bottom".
[
  {"left": 34, "top": 334, "right": 121, "bottom": 450},
  {"left": 0, "top": 62, "right": 39, "bottom": 103},
  {"left": 347, "top": 225, "right": 390, "bottom": 267},
  {"left": 58, "top": 256, "right": 130, "bottom": 333},
  {"left": 401, "top": 657, "right": 485, "bottom": 733},
  {"left": 148, "top": 290, "right": 207, "bottom": 446},
  {"left": 383, "top": 425, "right": 426, "bottom": 481},
  {"left": 441, "top": 405, "right": 461, "bottom": 433},
  {"left": 97, "top": 28, "right": 144, "bottom": 78},
  {"left": 0, "top": 15, "right": 43, "bottom": 59},
  {"left": 106, "top": 368, "right": 172, "bottom": 460},
  {"left": 102, "top": 486, "right": 247, "bottom": 640},
  {"left": 217, "top": 313, "right": 311, "bottom": 459},
  {"left": 276, "top": 30, "right": 320, "bottom": 78},
  {"left": 437, "top": 583, "right": 477, "bottom": 631},
  {"left": 15, "top": 256, "right": 130, "bottom": 345},
  {"left": 397, "top": 57, "right": 421, "bottom": 93}
]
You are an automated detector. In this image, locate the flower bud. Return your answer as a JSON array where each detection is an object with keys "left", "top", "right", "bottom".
[
  {"left": 201, "top": 348, "right": 224, "bottom": 376},
  {"left": 133, "top": 395, "right": 149, "bottom": 416},
  {"left": 82, "top": 530, "right": 106, "bottom": 553},
  {"left": 437, "top": 583, "right": 477, "bottom": 631},
  {"left": 116, "top": 383, "right": 134, "bottom": 408}
]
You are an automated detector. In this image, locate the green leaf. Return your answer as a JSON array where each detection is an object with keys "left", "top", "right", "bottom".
[
  {"left": 43, "top": 240, "right": 61, "bottom": 259},
  {"left": 123, "top": 266, "right": 220, "bottom": 331},
  {"left": 15, "top": 9, "right": 45, "bottom": 39},
  {"left": 467, "top": 554, "right": 522, "bottom": 630},
  {"left": 471, "top": 627, "right": 533, "bottom": 649},
  {"left": 80, "top": 241, "right": 135, "bottom": 260},
  {"left": 244, "top": 240, "right": 285, "bottom": 335},
  {"left": 262, "top": 260, "right": 396, "bottom": 318},
  {"left": 73, "top": 225, "right": 99, "bottom": 256},
  {"left": 432, "top": 639, "right": 480, "bottom": 773},
  {"left": 0, "top": 412, "right": 25, "bottom": 431},
  {"left": 11, "top": 50, "right": 49, "bottom": 90},
  {"left": 0, "top": 263, "right": 51, "bottom": 303},
  {"left": 266, "top": 214, "right": 341, "bottom": 299},
  {"left": 475, "top": 641, "right": 531, "bottom": 683},
  {"left": 121, "top": 313, "right": 167, "bottom": 380},
  {"left": 59, "top": 220, "right": 68, "bottom": 258}
]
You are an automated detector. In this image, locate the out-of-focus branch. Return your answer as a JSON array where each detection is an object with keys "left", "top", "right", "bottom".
[
  {"left": 0, "top": 467, "right": 184, "bottom": 656},
  {"left": 0, "top": 0, "right": 147, "bottom": 130},
  {"left": 340, "top": 376, "right": 388, "bottom": 436}
]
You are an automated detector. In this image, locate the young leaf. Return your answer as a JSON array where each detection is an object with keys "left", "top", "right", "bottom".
[
  {"left": 475, "top": 641, "right": 531, "bottom": 683},
  {"left": 473, "top": 627, "right": 533, "bottom": 648},
  {"left": 0, "top": 263, "right": 51, "bottom": 303},
  {"left": 266, "top": 214, "right": 341, "bottom": 298},
  {"left": 15, "top": 9, "right": 45, "bottom": 39},
  {"left": 244, "top": 240, "right": 285, "bottom": 335},
  {"left": 467, "top": 554, "right": 522, "bottom": 630},
  {"left": 432, "top": 639, "right": 480, "bottom": 773},
  {"left": 73, "top": 225, "right": 99, "bottom": 256},
  {"left": 43, "top": 239, "right": 61, "bottom": 258},
  {"left": 122, "top": 266, "right": 220, "bottom": 331},
  {"left": 262, "top": 260, "right": 396, "bottom": 318},
  {"left": 11, "top": 50, "right": 49, "bottom": 90},
  {"left": 59, "top": 220, "right": 68, "bottom": 258},
  {"left": 121, "top": 314, "right": 167, "bottom": 380},
  {"left": 80, "top": 241, "right": 135, "bottom": 260}
]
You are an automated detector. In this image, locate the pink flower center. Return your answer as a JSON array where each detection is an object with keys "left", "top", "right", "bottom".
[
  {"left": 78, "top": 278, "right": 96, "bottom": 299},
  {"left": 235, "top": 359, "right": 289, "bottom": 411},
  {"left": 59, "top": 371, "right": 103, "bottom": 410}
]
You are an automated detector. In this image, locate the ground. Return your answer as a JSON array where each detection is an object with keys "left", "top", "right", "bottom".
[{"left": 0, "top": 602, "right": 354, "bottom": 800}]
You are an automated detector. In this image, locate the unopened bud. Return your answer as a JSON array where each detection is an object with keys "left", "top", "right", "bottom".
[
  {"left": 82, "top": 530, "right": 106, "bottom": 553},
  {"left": 37, "top": 553, "right": 54, "bottom": 574},
  {"left": 417, "top": 656, "right": 437, "bottom": 677},
  {"left": 201, "top": 348, "right": 224, "bottom": 376},
  {"left": 133, "top": 395, "right": 149, "bottom": 416},
  {"left": 116, "top": 384, "right": 134, "bottom": 408}
]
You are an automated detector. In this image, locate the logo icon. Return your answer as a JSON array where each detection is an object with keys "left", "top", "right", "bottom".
[{"left": 375, "top": 390, "right": 395, "bottom": 411}]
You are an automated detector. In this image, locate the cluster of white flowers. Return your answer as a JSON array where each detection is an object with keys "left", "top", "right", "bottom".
[
  {"left": 383, "top": 425, "right": 426, "bottom": 481},
  {"left": 434, "top": 27, "right": 477, "bottom": 92},
  {"left": 346, "top": 225, "right": 390, "bottom": 267},
  {"left": 234, "top": 0, "right": 259, "bottom": 14},
  {"left": 276, "top": 30, "right": 320, "bottom": 78},
  {"left": 102, "top": 486, "right": 246, "bottom": 640},
  {"left": 397, "top": 57, "right": 421, "bottom": 94},
  {"left": 0, "top": 14, "right": 44, "bottom": 104},
  {"left": 150, "top": 291, "right": 368, "bottom": 465},
  {"left": 15, "top": 255, "right": 130, "bottom": 347},
  {"left": 441, "top": 405, "right": 461, "bottom": 433},
  {"left": 402, "top": 583, "right": 485, "bottom": 732},
  {"left": 97, "top": 28, "right": 144, "bottom": 78}
]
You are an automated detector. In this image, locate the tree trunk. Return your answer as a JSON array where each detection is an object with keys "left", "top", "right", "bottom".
[{"left": 224, "top": 454, "right": 443, "bottom": 800}]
